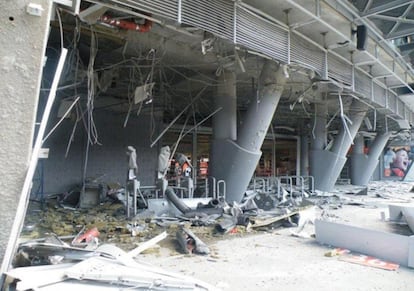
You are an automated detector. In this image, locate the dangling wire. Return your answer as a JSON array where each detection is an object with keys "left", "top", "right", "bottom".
[
  {"left": 146, "top": 49, "right": 157, "bottom": 142},
  {"left": 312, "top": 108, "right": 317, "bottom": 140},
  {"left": 123, "top": 67, "right": 135, "bottom": 128},
  {"left": 81, "top": 28, "right": 102, "bottom": 192},
  {"left": 146, "top": 48, "right": 156, "bottom": 86},
  {"left": 85, "top": 29, "right": 101, "bottom": 145},
  {"left": 55, "top": 7, "right": 64, "bottom": 50},
  {"left": 64, "top": 16, "right": 84, "bottom": 159}
]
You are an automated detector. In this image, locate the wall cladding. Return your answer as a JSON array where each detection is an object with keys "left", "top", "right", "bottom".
[
  {"left": 40, "top": 108, "right": 160, "bottom": 196},
  {"left": 0, "top": 0, "right": 53, "bottom": 265}
]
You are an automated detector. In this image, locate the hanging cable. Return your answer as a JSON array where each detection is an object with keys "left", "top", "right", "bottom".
[
  {"left": 55, "top": 7, "right": 64, "bottom": 50},
  {"left": 325, "top": 109, "right": 339, "bottom": 129},
  {"left": 123, "top": 67, "right": 136, "bottom": 127},
  {"left": 85, "top": 29, "right": 101, "bottom": 145},
  {"left": 81, "top": 28, "right": 101, "bottom": 193},
  {"left": 43, "top": 97, "right": 80, "bottom": 143},
  {"left": 312, "top": 108, "right": 316, "bottom": 140}
]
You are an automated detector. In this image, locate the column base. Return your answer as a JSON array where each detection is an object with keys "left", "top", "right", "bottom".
[
  {"left": 351, "top": 153, "right": 379, "bottom": 186},
  {"left": 310, "top": 150, "right": 347, "bottom": 192},
  {"left": 210, "top": 139, "right": 261, "bottom": 203}
]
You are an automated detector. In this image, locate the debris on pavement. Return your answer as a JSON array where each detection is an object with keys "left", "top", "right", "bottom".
[
  {"left": 128, "top": 231, "right": 168, "bottom": 257},
  {"left": 315, "top": 219, "right": 414, "bottom": 268},
  {"left": 5, "top": 241, "right": 220, "bottom": 291},
  {"left": 324, "top": 248, "right": 350, "bottom": 257},
  {"left": 324, "top": 247, "right": 399, "bottom": 270},
  {"left": 176, "top": 227, "right": 210, "bottom": 255},
  {"left": 72, "top": 226, "right": 100, "bottom": 247},
  {"left": 338, "top": 253, "right": 400, "bottom": 271},
  {"left": 385, "top": 204, "right": 414, "bottom": 233},
  {"left": 11, "top": 179, "right": 414, "bottom": 290}
]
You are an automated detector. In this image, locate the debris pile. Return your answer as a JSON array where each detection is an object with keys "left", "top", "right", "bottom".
[{"left": 7, "top": 180, "right": 414, "bottom": 289}]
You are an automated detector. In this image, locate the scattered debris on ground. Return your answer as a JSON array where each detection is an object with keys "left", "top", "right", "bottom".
[{"left": 5, "top": 181, "right": 414, "bottom": 290}]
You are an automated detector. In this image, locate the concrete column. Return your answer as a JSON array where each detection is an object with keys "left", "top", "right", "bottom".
[
  {"left": 353, "top": 134, "right": 365, "bottom": 155},
  {"left": 309, "top": 103, "right": 326, "bottom": 184},
  {"left": 300, "top": 134, "right": 309, "bottom": 176},
  {"left": 311, "top": 103, "right": 327, "bottom": 151},
  {"left": 351, "top": 131, "right": 392, "bottom": 186},
  {"left": 238, "top": 63, "right": 287, "bottom": 151},
  {"left": 212, "top": 70, "right": 237, "bottom": 140},
  {"left": 210, "top": 61, "right": 287, "bottom": 203},
  {"left": 310, "top": 99, "right": 368, "bottom": 191},
  {"left": 0, "top": 0, "right": 52, "bottom": 264},
  {"left": 330, "top": 101, "right": 368, "bottom": 158}
]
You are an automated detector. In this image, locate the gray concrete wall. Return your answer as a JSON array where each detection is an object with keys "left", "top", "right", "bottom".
[
  {"left": 0, "top": 0, "right": 52, "bottom": 263},
  {"left": 41, "top": 109, "right": 159, "bottom": 196}
]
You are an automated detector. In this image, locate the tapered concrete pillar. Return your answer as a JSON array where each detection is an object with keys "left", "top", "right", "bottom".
[
  {"left": 0, "top": 0, "right": 52, "bottom": 265},
  {"left": 209, "top": 70, "right": 237, "bottom": 199},
  {"left": 351, "top": 131, "right": 392, "bottom": 186},
  {"left": 311, "top": 103, "right": 328, "bottom": 151},
  {"left": 210, "top": 61, "right": 287, "bottom": 202},
  {"left": 212, "top": 70, "right": 237, "bottom": 140},
  {"left": 310, "top": 99, "right": 368, "bottom": 191},
  {"left": 300, "top": 134, "right": 309, "bottom": 176}
]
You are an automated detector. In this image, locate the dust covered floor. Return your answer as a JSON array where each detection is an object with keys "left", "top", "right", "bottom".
[
  {"left": 140, "top": 181, "right": 414, "bottom": 291},
  {"left": 18, "top": 180, "right": 414, "bottom": 290}
]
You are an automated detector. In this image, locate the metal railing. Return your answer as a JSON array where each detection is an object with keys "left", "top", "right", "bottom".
[{"left": 251, "top": 175, "right": 315, "bottom": 198}]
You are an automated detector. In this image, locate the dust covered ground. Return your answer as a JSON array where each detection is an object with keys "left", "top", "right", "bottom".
[
  {"left": 139, "top": 181, "right": 414, "bottom": 291},
  {"left": 18, "top": 180, "right": 414, "bottom": 290}
]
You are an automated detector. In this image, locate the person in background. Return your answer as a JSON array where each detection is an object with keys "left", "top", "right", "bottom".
[
  {"left": 391, "top": 148, "right": 410, "bottom": 177},
  {"left": 383, "top": 147, "right": 396, "bottom": 177}
]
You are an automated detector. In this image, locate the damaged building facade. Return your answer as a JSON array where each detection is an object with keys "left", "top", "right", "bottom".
[{"left": 2, "top": 0, "right": 414, "bottom": 287}]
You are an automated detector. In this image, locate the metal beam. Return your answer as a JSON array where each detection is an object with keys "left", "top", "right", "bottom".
[
  {"left": 386, "top": 27, "right": 414, "bottom": 40},
  {"left": 325, "top": 0, "right": 414, "bottom": 101},
  {"left": 325, "top": 0, "right": 414, "bottom": 80},
  {"left": 387, "top": 3, "right": 414, "bottom": 37},
  {"left": 371, "top": 14, "right": 414, "bottom": 25},
  {"left": 397, "top": 42, "right": 414, "bottom": 52},
  {"left": 361, "top": 0, "right": 414, "bottom": 17},
  {"left": 363, "top": 0, "right": 374, "bottom": 13},
  {"left": 54, "top": 0, "right": 81, "bottom": 15}
]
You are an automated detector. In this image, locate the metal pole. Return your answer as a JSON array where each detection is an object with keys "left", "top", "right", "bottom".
[{"left": 192, "top": 131, "right": 197, "bottom": 186}]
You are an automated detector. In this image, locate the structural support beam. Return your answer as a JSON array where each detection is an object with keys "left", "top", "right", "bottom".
[
  {"left": 361, "top": 0, "right": 414, "bottom": 17},
  {"left": 351, "top": 131, "right": 392, "bottom": 186},
  {"left": 0, "top": 0, "right": 53, "bottom": 265},
  {"left": 210, "top": 61, "right": 287, "bottom": 202},
  {"left": 300, "top": 134, "right": 309, "bottom": 177},
  {"left": 310, "top": 99, "right": 368, "bottom": 191},
  {"left": 310, "top": 103, "right": 327, "bottom": 151},
  {"left": 212, "top": 70, "right": 237, "bottom": 141},
  {"left": 386, "top": 28, "right": 414, "bottom": 40}
]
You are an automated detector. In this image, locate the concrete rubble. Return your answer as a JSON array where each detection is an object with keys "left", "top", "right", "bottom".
[{"left": 3, "top": 180, "right": 414, "bottom": 289}]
